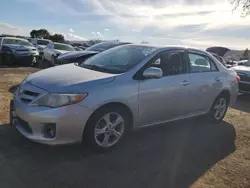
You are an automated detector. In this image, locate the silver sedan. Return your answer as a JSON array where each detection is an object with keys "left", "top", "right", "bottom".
[{"left": 11, "top": 44, "right": 239, "bottom": 151}]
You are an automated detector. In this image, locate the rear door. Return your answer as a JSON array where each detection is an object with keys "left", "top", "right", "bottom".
[{"left": 187, "top": 50, "right": 223, "bottom": 113}]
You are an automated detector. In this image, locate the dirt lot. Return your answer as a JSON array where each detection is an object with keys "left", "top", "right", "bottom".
[{"left": 0, "top": 67, "right": 250, "bottom": 188}]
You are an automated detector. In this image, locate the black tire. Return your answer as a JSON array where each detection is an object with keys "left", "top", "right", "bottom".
[
  {"left": 3, "top": 54, "right": 14, "bottom": 66},
  {"left": 50, "top": 56, "right": 56, "bottom": 67},
  {"left": 83, "top": 106, "right": 130, "bottom": 152},
  {"left": 0, "top": 55, "right": 3, "bottom": 65},
  {"left": 208, "top": 94, "right": 229, "bottom": 123}
]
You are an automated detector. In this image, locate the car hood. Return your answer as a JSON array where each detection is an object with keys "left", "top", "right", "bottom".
[
  {"left": 54, "top": 49, "right": 71, "bottom": 54},
  {"left": 3, "top": 44, "right": 36, "bottom": 51},
  {"left": 232, "top": 66, "right": 250, "bottom": 73},
  {"left": 36, "top": 45, "right": 46, "bottom": 49},
  {"left": 26, "top": 64, "right": 116, "bottom": 93},
  {"left": 206, "top": 47, "right": 231, "bottom": 57},
  {"left": 58, "top": 50, "right": 99, "bottom": 60}
]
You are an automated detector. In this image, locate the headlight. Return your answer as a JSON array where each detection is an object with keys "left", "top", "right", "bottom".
[{"left": 31, "top": 93, "right": 88, "bottom": 107}]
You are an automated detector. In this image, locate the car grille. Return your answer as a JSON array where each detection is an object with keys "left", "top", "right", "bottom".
[
  {"left": 16, "top": 49, "right": 29, "bottom": 52},
  {"left": 16, "top": 116, "right": 33, "bottom": 133},
  {"left": 16, "top": 83, "right": 47, "bottom": 104},
  {"left": 18, "top": 88, "right": 40, "bottom": 103}
]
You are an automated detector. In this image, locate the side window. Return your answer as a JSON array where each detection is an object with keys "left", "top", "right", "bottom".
[
  {"left": 160, "top": 51, "right": 185, "bottom": 76},
  {"left": 188, "top": 53, "right": 217, "bottom": 73}
]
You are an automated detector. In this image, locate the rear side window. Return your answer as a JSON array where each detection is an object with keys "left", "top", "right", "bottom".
[{"left": 188, "top": 53, "right": 218, "bottom": 73}]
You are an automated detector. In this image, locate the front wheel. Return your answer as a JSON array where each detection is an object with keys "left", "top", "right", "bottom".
[
  {"left": 51, "top": 56, "right": 56, "bottom": 67},
  {"left": 209, "top": 95, "right": 229, "bottom": 123},
  {"left": 84, "top": 107, "right": 129, "bottom": 152}
]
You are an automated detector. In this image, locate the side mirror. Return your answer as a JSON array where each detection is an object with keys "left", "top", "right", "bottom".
[{"left": 143, "top": 67, "right": 163, "bottom": 79}]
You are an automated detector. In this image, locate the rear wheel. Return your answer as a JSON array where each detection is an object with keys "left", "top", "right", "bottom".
[
  {"left": 83, "top": 106, "right": 129, "bottom": 152},
  {"left": 209, "top": 95, "right": 229, "bottom": 123}
]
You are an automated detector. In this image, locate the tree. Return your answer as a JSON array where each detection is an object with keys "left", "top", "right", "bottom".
[
  {"left": 38, "top": 29, "right": 50, "bottom": 39},
  {"left": 30, "top": 30, "right": 37, "bottom": 38},
  {"left": 232, "top": 0, "right": 250, "bottom": 16},
  {"left": 29, "top": 29, "right": 65, "bottom": 42},
  {"left": 30, "top": 29, "right": 50, "bottom": 38},
  {"left": 242, "top": 48, "right": 249, "bottom": 60},
  {"left": 49, "top": 34, "right": 65, "bottom": 42},
  {"left": 88, "top": 39, "right": 102, "bottom": 46}
]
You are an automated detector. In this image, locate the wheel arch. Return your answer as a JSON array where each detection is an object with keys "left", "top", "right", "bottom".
[
  {"left": 83, "top": 102, "right": 134, "bottom": 135},
  {"left": 210, "top": 89, "right": 231, "bottom": 111},
  {"left": 218, "top": 89, "right": 231, "bottom": 102}
]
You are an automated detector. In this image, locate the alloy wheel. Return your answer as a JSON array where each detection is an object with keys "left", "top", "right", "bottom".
[
  {"left": 213, "top": 97, "right": 227, "bottom": 120},
  {"left": 94, "top": 112, "right": 125, "bottom": 148}
]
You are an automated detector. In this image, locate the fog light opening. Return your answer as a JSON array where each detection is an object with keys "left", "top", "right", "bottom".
[{"left": 42, "top": 123, "right": 56, "bottom": 138}]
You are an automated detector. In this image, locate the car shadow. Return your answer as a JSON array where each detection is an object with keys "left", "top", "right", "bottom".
[
  {"left": 0, "top": 118, "right": 236, "bottom": 188},
  {"left": 231, "top": 94, "right": 250, "bottom": 113}
]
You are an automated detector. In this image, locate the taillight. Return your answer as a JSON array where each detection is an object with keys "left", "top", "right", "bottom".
[{"left": 236, "top": 75, "right": 240, "bottom": 82}]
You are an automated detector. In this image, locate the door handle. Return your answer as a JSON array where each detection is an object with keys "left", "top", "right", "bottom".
[
  {"left": 181, "top": 80, "right": 190, "bottom": 86},
  {"left": 215, "top": 77, "right": 221, "bottom": 81}
]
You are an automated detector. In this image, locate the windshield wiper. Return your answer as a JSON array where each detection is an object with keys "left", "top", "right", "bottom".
[
  {"left": 82, "top": 64, "right": 124, "bottom": 74},
  {"left": 82, "top": 64, "right": 110, "bottom": 72}
]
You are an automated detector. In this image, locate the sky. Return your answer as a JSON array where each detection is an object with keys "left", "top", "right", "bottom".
[{"left": 0, "top": 0, "right": 250, "bottom": 49}]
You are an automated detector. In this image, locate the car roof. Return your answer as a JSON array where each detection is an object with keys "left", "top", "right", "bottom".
[
  {"left": 124, "top": 44, "right": 208, "bottom": 54},
  {"left": 2, "top": 37, "right": 29, "bottom": 41},
  {"left": 54, "top": 42, "right": 72, "bottom": 45}
]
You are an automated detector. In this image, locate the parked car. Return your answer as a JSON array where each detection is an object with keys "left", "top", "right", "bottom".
[
  {"left": 232, "top": 60, "right": 250, "bottom": 94},
  {"left": 0, "top": 37, "right": 39, "bottom": 66},
  {"left": 73, "top": 46, "right": 83, "bottom": 51},
  {"left": 43, "top": 42, "right": 76, "bottom": 66},
  {"left": 29, "top": 38, "right": 52, "bottom": 59},
  {"left": 10, "top": 45, "right": 239, "bottom": 151},
  {"left": 210, "top": 52, "right": 232, "bottom": 68},
  {"left": 56, "top": 41, "right": 131, "bottom": 66},
  {"left": 56, "top": 51, "right": 99, "bottom": 66}
]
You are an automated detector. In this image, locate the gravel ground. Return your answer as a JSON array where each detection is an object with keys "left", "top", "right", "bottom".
[{"left": 0, "top": 67, "right": 250, "bottom": 188}]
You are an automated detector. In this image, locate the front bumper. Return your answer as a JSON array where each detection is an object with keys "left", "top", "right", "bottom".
[
  {"left": 13, "top": 52, "right": 39, "bottom": 65},
  {"left": 12, "top": 98, "right": 93, "bottom": 145}
]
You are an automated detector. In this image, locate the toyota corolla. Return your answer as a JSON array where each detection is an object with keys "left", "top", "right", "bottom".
[{"left": 10, "top": 44, "right": 239, "bottom": 151}]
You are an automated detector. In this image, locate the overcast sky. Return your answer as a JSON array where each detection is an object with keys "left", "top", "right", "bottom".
[{"left": 1, "top": 0, "right": 250, "bottom": 49}]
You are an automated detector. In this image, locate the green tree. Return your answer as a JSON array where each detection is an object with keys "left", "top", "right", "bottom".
[
  {"left": 49, "top": 34, "right": 65, "bottom": 42},
  {"left": 30, "top": 30, "right": 37, "bottom": 38},
  {"left": 30, "top": 29, "right": 50, "bottom": 38},
  {"left": 88, "top": 39, "right": 102, "bottom": 46},
  {"left": 243, "top": 48, "right": 249, "bottom": 59}
]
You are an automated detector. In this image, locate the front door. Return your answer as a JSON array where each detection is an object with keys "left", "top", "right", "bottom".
[{"left": 138, "top": 50, "right": 193, "bottom": 126}]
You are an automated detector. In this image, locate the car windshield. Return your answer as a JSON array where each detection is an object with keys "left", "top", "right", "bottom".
[
  {"left": 3, "top": 38, "right": 32, "bottom": 46},
  {"left": 81, "top": 45, "right": 158, "bottom": 73},
  {"left": 54, "top": 43, "right": 75, "bottom": 51},
  {"left": 85, "top": 42, "right": 124, "bottom": 52},
  {"left": 37, "top": 39, "right": 50, "bottom": 45}
]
